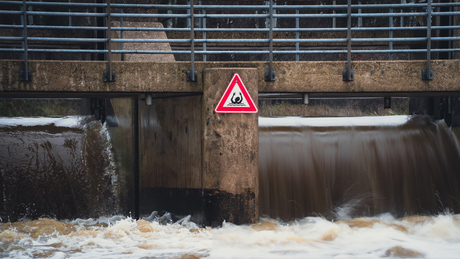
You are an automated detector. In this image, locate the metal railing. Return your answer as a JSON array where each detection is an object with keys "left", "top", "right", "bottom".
[{"left": 0, "top": 0, "right": 459, "bottom": 83}]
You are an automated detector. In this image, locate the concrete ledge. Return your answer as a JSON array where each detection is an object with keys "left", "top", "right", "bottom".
[{"left": 1, "top": 59, "right": 460, "bottom": 95}]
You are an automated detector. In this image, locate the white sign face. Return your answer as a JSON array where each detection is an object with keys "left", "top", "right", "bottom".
[{"left": 222, "top": 81, "right": 251, "bottom": 108}]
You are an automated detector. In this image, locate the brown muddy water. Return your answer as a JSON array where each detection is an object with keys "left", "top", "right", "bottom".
[
  {"left": 0, "top": 115, "right": 459, "bottom": 258},
  {"left": 259, "top": 115, "right": 460, "bottom": 221},
  {"left": 0, "top": 117, "right": 117, "bottom": 221}
]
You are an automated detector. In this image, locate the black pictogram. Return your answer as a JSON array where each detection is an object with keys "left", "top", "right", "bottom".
[{"left": 231, "top": 92, "right": 243, "bottom": 104}]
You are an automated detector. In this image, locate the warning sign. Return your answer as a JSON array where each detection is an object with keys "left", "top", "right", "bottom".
[{"left": 214, "top": 73, "right": 258, "bottom": 114}]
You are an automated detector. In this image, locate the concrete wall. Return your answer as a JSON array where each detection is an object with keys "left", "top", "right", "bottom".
[
  {"left": 202, "top": 68, "right": 259, "bottom": 226},
  {"left": 2, "top": 60, "right": 460, "bottom": 95},
  {"left": 138, "top": 68, "right": 258, "bottom": 226}
]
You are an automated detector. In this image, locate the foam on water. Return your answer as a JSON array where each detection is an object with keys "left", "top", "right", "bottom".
[
  {"left": 0, "top": 116, "right": 85, "bottom": 128},
  {"left": 259, "top": 115, "right": 410, "bottom": 128},
  {"left": 1, "top": 214, "right": 459, "bottom": 258}
]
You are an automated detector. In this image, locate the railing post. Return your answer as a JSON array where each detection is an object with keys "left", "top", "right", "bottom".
[
  {"left": 389, "top": 8, "right": 393, "bottom": 60},
  {"left": 68, "top": 0, "right": 72, "bottom": 26},
  {"left": 187, "top": 0, "right": 197, "bottom": 82},
  {"left": 422, "top": 0, "right": 432, "bottom": 80},
  {"left": 333, "top": 1, "right": 336, "bottom": 28},
  {"left": 201, "top": 1, "right": 206, "bottom": 62},
  {"left": 265, "top": 0, "right": 275, "bottom": 82},
  {"left": 104, "top": 0, "right": 115, "bottom": 82},
  {"left": 296, "top": 8, "right": 299, "bottom": 62},
  {"left": 120, "top": 8, "right": 124, "bottom": 61},
  {"left": 20, "top": 0, "right": 30, "bottom": 82},
  {"left": 343, "top": 0, "right": 353, "bottom": 81},
  {"left": 358, "top": 0, "right": 362, "bottom": 27}
]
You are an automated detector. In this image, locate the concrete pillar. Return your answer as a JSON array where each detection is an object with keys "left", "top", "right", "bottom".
[{"left": 202, "top": 68, "right": 259, "bottom": 226}]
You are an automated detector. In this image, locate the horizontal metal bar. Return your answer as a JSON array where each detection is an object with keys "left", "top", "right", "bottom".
[
  {"left": 0, "top": 48, "right": 24, "bottom": 52},
  {"left": 4, "top": 48, "right": 459, "bottom": 55},
  {"left": 432, "top": 12, "right": 460, "bottom": 17},
  {"left": 111, "top": 50, "right": 195, "bottom": 54},
  {"left": 274, "top": 39, "right": 348, "bottom": 43},
  {"left": 195, "top": 39, "right": 268, "bottom": 43},
  {"left": 194, "top": 14, "right": 270, "bottom": 19},
  {"left": 28, "top": 49, "right": 108, "bottom": 53},
  {"left": 431, "top": 37, "right": 460, "bottom": 41},
  {"left": 27, "top": 11, "right": 106, "bottom": 17},
  {"left": 111, "top": 3, "right": 190, "bottom": 9},
  {"left": 432, "top": 3, "right": 460, "bottom": 7},
  {"left": 112, "top": 39, "right": 190, "bottom": 43},
  {"left": 27, "top": 37, "right": 107, "bottom": 42},
  {"left": 111, "top": 13, "right": 190, "bottom": 18},
  {"left": 1, "top": 1, "right": 107, "bottom": 7},
  {"left": 112, "top": 27, "right": 190, "bottom": 32},
  {"left": 28, "top": 25, "right": 108, "bottom": 30},
  {"left": 2, "top": 2, "right": 458, "bottom": 10},
  {"left": 351, "top": 37, "right": 427, "bottom": 42},
  {"left": 0, "top": 37, "right": 24, "bottom": 41},
  {"left": 194, "top": 5, "right": 268, "bottom": 10},
  {"left": 9, "top": 26, "right": 448, "bottom": 33},
  {"left": 431, "top": 48, "right": 460, "bottom": 52},
  {"left": 195, "top": 28, "right": 269, "bottom": 32},
  {"left": 272, "top": 14, "right": 348, "bottom": 19},
  {"left": 0, "top": 25, "right": 23, "bottom": 29},
  {"left": 11, "top": 25, "right": 460, "bottom": 33},
  {"left": 350, "top": 12, "right": 428, "bottom": 18},
  {"left": 352, "top": 26, "right": 427, "bottom": 31},
  {"left": 274, "top": 4, "right": 427, "bottom": 9},
  {"left": 0, "top": 11, "right": 23, "bottom": 15}
]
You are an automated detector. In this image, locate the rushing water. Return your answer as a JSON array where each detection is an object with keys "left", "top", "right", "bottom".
[
  {"left": 0, "top": 214, "right": 460, "bottom": 258},
  {"left": 1, "top": 115, "right": 460, "bottom": 258},
  {"left": 0, "top": 116, "right": 118, "bottom": 221},
  {"left": 259, "top": 115, "right": 460, "bottom": 221}
]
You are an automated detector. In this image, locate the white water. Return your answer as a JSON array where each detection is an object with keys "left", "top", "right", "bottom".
[
  {"left": 0, "top": 116, "right": 85, "bottom": 128},
  {"left": 1, "top": 116, "right": 459, "bottom": 258},
  {"left": 1, "top": 213, "right": 460, "bottom": 258},
  {"left": 259, "top": 115, "right": 410, "bottom": 127}
]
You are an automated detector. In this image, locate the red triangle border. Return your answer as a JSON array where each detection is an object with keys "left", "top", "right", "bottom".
[{"left": 214, "top": 73, "right": 258, "bottom": 114}]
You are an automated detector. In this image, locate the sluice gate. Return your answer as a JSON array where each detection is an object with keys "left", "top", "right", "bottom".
[{"left": 1, "top": 1, "right": 460, "bottom": 226}]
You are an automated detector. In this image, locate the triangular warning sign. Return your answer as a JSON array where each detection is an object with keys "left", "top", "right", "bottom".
[{"left": 215, "top": 73, "right": 258, "bottom": 114}]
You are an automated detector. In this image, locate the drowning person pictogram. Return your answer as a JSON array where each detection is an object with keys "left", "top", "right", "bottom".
[{"left": 229, "top": 92, "right": 244, "bottom": 106}]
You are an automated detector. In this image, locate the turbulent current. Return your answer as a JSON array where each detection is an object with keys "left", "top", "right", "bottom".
[
  {"left": 0, "top": 115, "right": 460, "bottom": 258},
  {"left": 0, "top": 214, "right": 459, "bottom": 258}
]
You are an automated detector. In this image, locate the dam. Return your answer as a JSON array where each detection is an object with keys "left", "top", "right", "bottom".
[{"left": 1, "top": 0, "right": 460, "bottom": 258}]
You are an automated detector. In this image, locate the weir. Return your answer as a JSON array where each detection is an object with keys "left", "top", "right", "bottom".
[
  {"left": 260, "top": 116, "right": 460, "bottom": 221},
  {"left": 1, "top": 0, "right": 460, "bottom": 227}
]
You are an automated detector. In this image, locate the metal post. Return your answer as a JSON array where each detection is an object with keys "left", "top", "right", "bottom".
[
  {"left": 133, "top": 96, "right": 140, "bottom": 220},
  {"left": 120, "top": 8, "right": 124, "bottom": 61},
  {"left": 343, "top": 0, "right": 353, "bottom": 81},
  {"left": 389, "top": 8, "right": 393, "bottom": 60},
  {"left": 400, "top": 0, "right": 405, "bottom": 27},
  {"left": 187, "top": 0, "right": 191, "bottom": 28},
  {"left": 201, "top": 1, "right": 206, "bottom": 62},
  {"left": 68, "top": 0, "right": 72, "bottom": 26},
  {"left": 358, "top": 0, "right": 362, "bottom": 28},
  {"left": 448, "top": 0, "right": 452, "bottom": 60},
  {"left": 422, "top": 0, "right": 432, "bottom": 80},
  {"left": 28, "top": 5, "right": 33, "bottom": 25},
  {"left": 187, "top": 0, "right": 197, "bottom": 82},
  {"left": 333, "top": 1, "right": 336, "bottom": 28},
  {"left": 104, "top": 0, "right": 115, "bottom": 82},
  {"left": 265, "top": 0, "right": 275, "bottom": 81},
  {"left": 296, "top": 9, "right": 299, "bottom": 62},
  {"left": 20, "top": 0, "right": 30, "bottom": 82}
]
